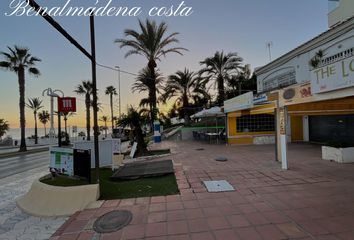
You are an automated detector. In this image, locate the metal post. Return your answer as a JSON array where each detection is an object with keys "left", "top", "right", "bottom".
[
  {"left": 90, "top": 14, "right": 100, "bottom": 183},
  {"left": 118, "top": 67, "right": 121, "bottom": 118},
  {"left": 50, "top": 95, "right": 54, "bottom": 144},
  {"left": 58, "top": 113, "right": 62, "bottom": 147}
]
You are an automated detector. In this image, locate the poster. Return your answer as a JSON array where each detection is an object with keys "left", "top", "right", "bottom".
[{"left": 50, "top": 147, "right": 74, "bottom": 176}]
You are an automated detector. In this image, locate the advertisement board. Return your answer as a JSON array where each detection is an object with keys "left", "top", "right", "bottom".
[
  {"left": 58, "top": 97, "right": 77, "bottom": 112},
  {"left": 224, "top": 92, "right": 254, "bottom": 113},
  {"left": 311, "top": 55, "right": 354, "bottom": 94},
  {"left": 50, "top": 147, "right": 74, "bottom": 176}
]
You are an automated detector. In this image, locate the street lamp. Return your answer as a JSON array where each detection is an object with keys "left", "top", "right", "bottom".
[
  {"left": 42, "top": 88, "right": 64, "bottom": 145},
  {"left": 115, "top": 66, "right": 121, "bottom": 118}
]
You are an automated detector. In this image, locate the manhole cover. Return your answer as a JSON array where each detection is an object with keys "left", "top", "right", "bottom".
[
  {"left": 215, "top": 156, "right": 228, "bottom": 162},
  {"left": 196, "top": 148, "right": 204, "bottom": 151},
  {"left": 93, "top": 210, "right": 132, "bottom": 233},
  {"left": 203, "top": 180, "right": 235, "bottom": 192}
]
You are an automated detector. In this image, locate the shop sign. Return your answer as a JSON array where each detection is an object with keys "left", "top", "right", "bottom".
[
  {"left": 279, "top": 107, "right": 286, "bottom": 135},
  {"left": 280, "top": 83, "right": 313, "bottom": 106},
  {"left": 58, "top": 97, "right": 76, "bottom": 113},
  {"left": 224, "top": 92, "right": 254, "bottom": 113},
  {"left": 311, "top": 55, "right": 354, "bottom": 93},
  {"left": 253, "top": 93, "right": 268, "bottom": 104}
]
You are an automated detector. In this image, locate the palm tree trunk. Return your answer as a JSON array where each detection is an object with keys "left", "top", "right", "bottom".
[
  {"left": 238, "top": 81, "right": 242, "bottom": 96},
  {"left": 105, "top": 121, "right": 107, "bottom": 137},
  {"left": 110, "top": 94, "right": 114, "bottom": 131},
  {"left": 217, "top": 75, "right": 225, "bottom": 106},
  {"left": 86, "top": 94, "right": 91, "bottom": 141},
  {"left": 148, "top": 60, "right": 157, "bottom": 128},
  {"left": 44, "top": 124, "right": 47, "bottom": 136},
  {"left": 183, "top": 94, "right": 190, "bottom": 124},
  {"left": 18, "top": 67, "right": 27, "bottom": 152},
  {"left": 34, "top": 112, "right": 38, "bottom": 144}
]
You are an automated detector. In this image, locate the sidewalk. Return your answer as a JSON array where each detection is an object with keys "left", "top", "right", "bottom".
[{"left": 51, "top": 141, "right": 354, "bottom": 239}]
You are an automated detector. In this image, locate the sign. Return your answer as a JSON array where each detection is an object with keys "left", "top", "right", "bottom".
[
  {"left": 50, "top": 147, "right": 74, "bottom": 176},
  {"left": 279, "top": 83, "right": 313, "bottom": 106},
  {"left": 73, "top": 149, "right": 91, "bottom": 183},
  {"left": 112, "top": 138, "right": 122, "bottom": 154},
  {"left": 279, "top": 107, "right": 286, "bottom": 135},
  {"left": 130, "top": 142, "right": 137, "bottom": 158},
  {"left": 58, "top": 97, "right": 76, "bottom": 112},
  {"left": 311, "top": 55, "right": 354, "bottom": 93},
  {"left": 253, "top": 93, "right": 268, "bottom": 104},
  {"left": 224, "top": 92, "right": 253, "bottom": 113}
]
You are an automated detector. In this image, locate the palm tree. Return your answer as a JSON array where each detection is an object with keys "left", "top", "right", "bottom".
[
  {"left": 226, "top": 64, "right": 252, "bottom": 98},
  {"left": 199, "top": 51, "right": 243, "bottom": 106},
  {"left": 117, "top": 107, "right": 147, "bottom": 156},
  {"left": 38, "top": 110, "right": 50, "bottom": 136},
  {"left": 0, "top": 46, "right": 41, "bottom": 151},
  {"left": 0, "top": 119, "right": 10, "bottom": 140},
  {"left": 115, "top": 19, "right": 187, "bottom": 121},
  {"left": 99, "top": 115, "right": 109, "bottom": 137},
  {"left": 105, "top": 86, "right": 117, "bottom": 131},
  {"left": 74, "top": 80, "right": 93, "bottom": 141},
  {"left": 161, "top": 68, "right": 202, "bottom": 123},
  {"left": 26, "top": 97, "right": 43, "bottom": 144},
  {"left": 62, "top": 112, "right": 75, "bottom": 140},
  {"left": 133, "top": 67, "right": 164, "bottom": 128}
]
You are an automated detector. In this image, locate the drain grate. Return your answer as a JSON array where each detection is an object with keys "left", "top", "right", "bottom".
[
  {"left": 93, "top": 210, "right": 132, "bottom": 233},
  {"left": 203, "top": 180, "right": 235, "bottom": 192}
]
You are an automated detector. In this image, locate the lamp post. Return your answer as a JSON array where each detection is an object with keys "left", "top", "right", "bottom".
[
  {"left": 115, "top": 66, "right": 121, "bottom": 118},
  {"left": 42, "top": 88, "right": 64, "bottom": 145}
]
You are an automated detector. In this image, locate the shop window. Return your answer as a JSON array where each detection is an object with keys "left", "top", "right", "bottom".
[{"left": 236, "top": 114, "right": 275, "bottom": 133}]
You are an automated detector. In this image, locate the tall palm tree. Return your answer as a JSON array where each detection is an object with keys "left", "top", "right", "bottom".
[
  {"left": 199, "top": 51, "right": 243, "bottom": 106},
  {"left": 99, "top": 115, "right": 109, "bottom": 137},
  {"left": 115, "top": 19, "right": 187, "bottom": 121},
  {"left": 133, "top": 67, "right": 164, "bottom": 128},
  {"left": 161, "top": 68, "right": 203, "bottom": 123},
  {"left": 74, "top": 80, "right": 93, "bottom": 141},
  {"left": 38, "top": 110, "right": 50, "bottom": 136},
  {"left": 0, "top": 46, "right": 41, "bottom": 151},
  {"left": 26, "top": 97, "right": 43, "bottom": 144},
  {"left": 117, "top": 107, "right": 147, "bottom": 156},
  {"left": 226, "top": 64, "right": 252, "bottom": 98},
  {"left": 62, "top": 112, "right": 75, "bottom": 140},
  {"left": 105, "top": 86, "right": 117, "bottom": 131}
]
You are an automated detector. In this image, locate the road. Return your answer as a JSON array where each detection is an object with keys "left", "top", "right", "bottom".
[{"left": 0, "top": 151, "right": 49, "bottom": 179}]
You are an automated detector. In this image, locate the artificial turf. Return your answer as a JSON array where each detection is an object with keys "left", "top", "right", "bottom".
[{"left": 40, "top": 168, "right": 179, "bottom": 200}]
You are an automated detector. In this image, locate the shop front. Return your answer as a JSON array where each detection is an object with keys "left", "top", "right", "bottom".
[{"left": 225, "top": 92, "right": 276, "bottom": 145}]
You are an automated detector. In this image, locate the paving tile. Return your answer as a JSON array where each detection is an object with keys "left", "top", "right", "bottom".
[
  {"left": 77, "top": 230, "right": 95, "bottom": 240},
  {"left": 226, "top": 214, "right": 251, "bottom": 228},
  {"left": 123, "top": 224, "right": 145, "bottom": 239},
  {"left": 202, "top": 207, "right": 223, "bottom": 217},
  {"left": 262, "top": 211, "right": 289, "bottom": 224},
  {"left": 183, "top": 200, "right": 200, "bottom": 209},
  {"left": 58, "top": 233, "right": 80, "bottom": 240},
  {"left": 100, "top": 230, "right": 123, "bottom": 240},
  {"left": 188, "top": 218, "right": 210, "bottom": 233},
  {"left": 62, "top": 220, "right": 89, "bottom": 233},
  {"left": 255, "top": 224, "right": 286, "bottom": 240},
  {"left": 167, "top": 202, "right": 184, "bottom": 211},
  {"left": 234, "top": 227, "right": 262, "bottom": 240},
  {"left": 151, "top": 196, "right": 167, "bottom": 204},
  {"left": 213, "top": 229, "right": 240, "bottom": 240},
  {"left": 148, "top": 212, "right": 167, "bottom": 223},
  {"left": 276, "top": 222, "right": 309, "bottom": 238},
  {"left": 145, "top": 222, "right": 167, "bottom": 237},
  {"left": 167, "top": 210, "right": 186, "bottom": 221},
  {"left": 244, "top": 212, "right": 270, "bottom": 225},
  {"left": 206, "top": 216, "right": 230, "bottom": 230},
  {"left": 167, "top": 220, "right": 189, "bottom": 235},
  {"left": 168, "top": 234, "right": 191, "bottom": 240},
  {"left": 185, "top": 209, "right": 204, "bottom": 219},
  {"left": 150, "top": 203, "right": 167, "bottom": 213},
  {"left": 191, "top": 231, "right": 215, "bottom": 240}
]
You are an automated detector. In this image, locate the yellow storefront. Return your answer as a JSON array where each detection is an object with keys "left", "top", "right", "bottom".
[{"left": 224, "top": 92, "right": 276, "bottom": 145}]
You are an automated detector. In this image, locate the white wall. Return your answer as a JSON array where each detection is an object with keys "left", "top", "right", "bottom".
[{"left": 328, "top": 0, "right": 354, "bottom": 28}]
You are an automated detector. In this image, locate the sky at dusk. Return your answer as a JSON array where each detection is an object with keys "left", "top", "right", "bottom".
[{"left": 0, "top": 0, "right": 329, "bottom": 129}]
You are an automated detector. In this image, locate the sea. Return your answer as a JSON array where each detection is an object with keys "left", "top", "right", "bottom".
[{"left": 4, "top": 127, "right": 87, "bottom": 140}]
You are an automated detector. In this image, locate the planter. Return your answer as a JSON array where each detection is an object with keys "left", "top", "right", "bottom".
[
  {"left": 17, "top": 178, "right": 99, "bottom": 217},
  {"left": 322, "top": 146, "right": 354, "bottom": 163}
]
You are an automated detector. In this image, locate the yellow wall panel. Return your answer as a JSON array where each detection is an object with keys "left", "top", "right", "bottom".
[{"left": 290, "top": 116, "right": 303, "bottom": 141}]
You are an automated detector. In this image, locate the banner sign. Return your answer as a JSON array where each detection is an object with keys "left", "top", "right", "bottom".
[
  {"left": 50, "top": 147, "right": 74, "bottom": 176},
  {"left": 224, "top": 92, "right": 254, "bottom": 113},
  {"left": 311, "top": 55, "right": 354, "bottom": 93},
  {"left": 58, "top": 97, "right": 76, "bottom": 112}
]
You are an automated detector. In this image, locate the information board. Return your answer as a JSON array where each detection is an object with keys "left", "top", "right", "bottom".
[{"left": 50, "top": 147, "right": 74, "bottom": 176}]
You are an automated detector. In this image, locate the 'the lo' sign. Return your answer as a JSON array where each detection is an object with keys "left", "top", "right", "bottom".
[{"left": 58, "top": 97, "right": 76, "bottom": 113}]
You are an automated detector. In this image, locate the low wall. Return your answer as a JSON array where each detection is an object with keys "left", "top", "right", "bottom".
[{"left": 17, "top": 178, "right": 99, "bottom": 217}]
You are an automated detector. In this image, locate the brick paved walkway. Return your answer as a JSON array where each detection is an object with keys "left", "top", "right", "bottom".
[{"left": 50, "top": 141, "right": 354, "bottom": 240}]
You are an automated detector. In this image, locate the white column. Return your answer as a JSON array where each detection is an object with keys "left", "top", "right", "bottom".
[{"left": 303, "top": 115, "right": 309, "bottom": 142}]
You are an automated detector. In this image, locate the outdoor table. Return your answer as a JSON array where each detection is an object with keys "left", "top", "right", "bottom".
[{"left": 205, "top": 132, "right": 219, "bottom": 144}]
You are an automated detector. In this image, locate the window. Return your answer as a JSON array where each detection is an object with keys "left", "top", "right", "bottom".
[
  {"left": 263, "top": 70, "right": 296, "bottom": 92},
  {"left": 236, "top": 114, "right": 275, "bottom": 133}
]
